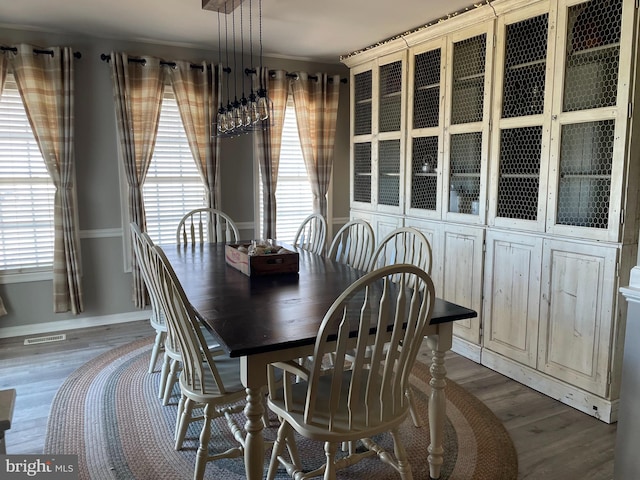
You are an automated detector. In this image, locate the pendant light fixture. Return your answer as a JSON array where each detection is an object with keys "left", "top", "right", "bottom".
[{"left": 212, "top": 0, "right": 270, "bottom": 138}]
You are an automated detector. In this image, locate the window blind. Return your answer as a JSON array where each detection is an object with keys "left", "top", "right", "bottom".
[
  {"left": 0, "top": 74, "right": 55, "bottom": 273},
  {"left": 143, "top": 90, "right": 206, "bottom": 244},
  {"left": 259, "top": 96, "right": 313, "bottom": 243}
]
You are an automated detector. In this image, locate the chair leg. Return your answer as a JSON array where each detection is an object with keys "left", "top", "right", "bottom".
[
  {"left": 175, "top": 395, "right": 194, "bottom": 450},
  {"left": 163, "top": 359, "right": 180, "bottom": 406},
  {"left": 194, "top": 403, "right": 213, "bottom": 480},
  {"left": 267, "top": 420, "right": 291, "bottom": 480},
  {"left": 262, "top": 391, "right": 271, "bottom": 428},
  {"left": 149, "top": 330, "right": 165, "bottom": 374},
  {"left": 159, "top": 354, "right": 171, "bottom": 399},
  {"left": 323, "top": 442, "right": 338, "bottom": 480},
  {"left": 390, "top": 428, "right": 413, "bottom": 480},
  {"left": 406, "top": 387, "right": 422, "bottom": 428}
]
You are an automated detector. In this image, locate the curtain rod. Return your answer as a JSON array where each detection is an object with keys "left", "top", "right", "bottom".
[
  {"left": 1, "top": 46, "right": 82, "bottom": 59},
  {"left": 99, "top": 53, "right": 346, "bottom": 83},
  {"left": 244, "top": 67, "right": 347, "bottom": 84},
  {"left": 99, "top": 53, "right": 216, "bottom": 71}
]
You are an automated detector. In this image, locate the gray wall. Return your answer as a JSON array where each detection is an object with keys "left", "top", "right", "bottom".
[{"left": 0, "top": 27, "right": 350, "bottom": 333}]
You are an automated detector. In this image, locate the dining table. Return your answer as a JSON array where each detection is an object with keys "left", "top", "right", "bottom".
[{"left": 159, "top": 242, "right": 477, "bottom": 480}]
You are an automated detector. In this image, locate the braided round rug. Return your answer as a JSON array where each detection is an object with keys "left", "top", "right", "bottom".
[{"left": 44, "top": 337, "right": 517, "bottom": 480}]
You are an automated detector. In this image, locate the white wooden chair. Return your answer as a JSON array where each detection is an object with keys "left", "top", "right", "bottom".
[
  {"left": 266, "top": 264, "right": 435, "bottom": 480},
  {"left": 148, "top": 244, "right": 247, "bottom": 480},
  {"left": 176, "top": 208, "right": 239, "bottom": 245},
  {"left": 293, "top": 213, "right": 327, "bottom": 255},
  {"left": 327, "top": 218, "right": 375, "bottom": 271},
  {"left": 366, "top": 226, "right": 433, "bottom": 427},
  {"left": 368, "top": 227, "right": 433, "bottom": 288},
  {"left": 132, "top": 224, "right": 222, "bottom": 409},
  {"left": 130, "top": 222, "right": 167, "bottom": 375}
]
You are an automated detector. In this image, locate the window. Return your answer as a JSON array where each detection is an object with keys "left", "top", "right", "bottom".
[
  {"left": 258, "top": 96, "right": 314, "bottom": 243},
  {"left": 0, "top": 73, "right": 55, "bottom": 275},
  {"left": 143, "top": 89, "right": 206, "bottom": 244}
]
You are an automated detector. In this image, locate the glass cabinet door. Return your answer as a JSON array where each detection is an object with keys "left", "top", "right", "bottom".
[
  {"left": 490, "top": 7, "right": 552, "bottom": 231},
  {"left": 443, "top": 24, "right": 493, "bottom": 223},
  {"left": 407, "top": 41, "right": 445, "bottom": 217},
  {"left": 548, "top": 0, "right": 627, "bottom": 241}
]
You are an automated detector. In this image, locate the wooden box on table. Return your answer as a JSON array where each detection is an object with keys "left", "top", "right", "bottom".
[{"left": 224, "top": 244, "right": 299, "bottom": 276}]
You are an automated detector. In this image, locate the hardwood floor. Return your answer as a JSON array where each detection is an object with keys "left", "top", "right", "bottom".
[{"left": 0, "top": 320, "right": 617, "bottom": 479}]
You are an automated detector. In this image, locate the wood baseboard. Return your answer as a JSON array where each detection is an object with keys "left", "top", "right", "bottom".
[
  {"left": 451, "top": 336, "right": 482, "bottom": 363},
  {"left": 481, "top": 348, "right": 619, "bottom": 423},
  {"left": 0, "top": 311, "right": 150, "bottom": 339}
]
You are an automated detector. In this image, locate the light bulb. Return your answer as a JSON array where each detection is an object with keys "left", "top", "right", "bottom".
[
  {"left": 257, "top": 88, "right": 269, "bottom": 121},
  {"left": 217, "top": 107, "right": 227, "bottom": 133}
]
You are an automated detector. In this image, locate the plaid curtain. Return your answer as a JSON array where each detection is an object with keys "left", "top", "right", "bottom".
[
  {"left": 291, "top": 72, "right": 340, "bottom": 219},
  {"left": 109, "top": 52, "right": 165, "bottom": 308},
  {"left": 0, "top": 53, "right": 6, "bottom": 316},
  {"left": 254, "top": 68, "right": 288, "bottom": 239},
  {"left": 168, "top": 61, "right": 222, "bottom": 209},
  {"left": 10, "top": 44, "right": 84, "bottom": 314}
]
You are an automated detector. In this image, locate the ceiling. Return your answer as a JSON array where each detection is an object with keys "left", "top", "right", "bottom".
[{"left": 1, "top": 0, "right": 480, "bottom": 64}]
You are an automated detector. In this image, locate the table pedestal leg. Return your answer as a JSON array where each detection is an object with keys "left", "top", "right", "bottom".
[
  {"left": 243, "top": 386, "right": 265, "bottom": 480},
  {"left": 426, "top": 328, "right": 450, "bottom": 480}
]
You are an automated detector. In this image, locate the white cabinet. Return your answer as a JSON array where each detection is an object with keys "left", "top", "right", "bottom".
[{"left": 344, "top": 0, "right": 638, "bottom": 422}]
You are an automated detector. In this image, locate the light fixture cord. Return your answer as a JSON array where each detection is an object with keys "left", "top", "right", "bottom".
[
  {"left": 240, "top": 0, "right": 246, "bottom": 98},
  {"left": 259, "top": 0, "right": 263, "bottom": 69},
  {"left": 232, "top": 0, "right": 238, "bottom": 102},
  {"left": 217, "top": 11, "right": 224, "bottom": 110},
  {"left": 224, "top": 3, "right": 231, "bottom": 105},
  {"left": 248, "top": 0, "right": 255, "bottom": 95}
]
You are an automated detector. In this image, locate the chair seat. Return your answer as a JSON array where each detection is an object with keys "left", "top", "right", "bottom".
[
  {"left": 179, "top": 354, "right": 245, "bottom": 404},
  {"left": 268, "top": 370, "right": 410, "bottom": 443}
]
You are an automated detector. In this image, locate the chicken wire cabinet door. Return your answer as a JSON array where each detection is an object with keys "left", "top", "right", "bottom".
[
  {"left": 547, "top": 0, "right": 632, "bottom": 242},
  {"left": 351, "top": 64, "right": 373, "bottom": 209},
  {"left": 350, "top": 51, "right": 407, "bottom": 215},
  {"left": 488, "top": 3, "right": 555, "bottom": 232},
  {"left": 406, "top": 38, "right": 446, "bottom": 219},
  {"left": 442, "top": 23, "right": 493, "bottom": 225}
]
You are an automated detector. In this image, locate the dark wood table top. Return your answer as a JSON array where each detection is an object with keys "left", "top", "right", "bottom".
[{"left": 160, "top": 243, "right": 477, "bottom": 358}]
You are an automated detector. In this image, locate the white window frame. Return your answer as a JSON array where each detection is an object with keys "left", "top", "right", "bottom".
[{"left": 0, "top": 72, "right": 56, "bottom": 284}]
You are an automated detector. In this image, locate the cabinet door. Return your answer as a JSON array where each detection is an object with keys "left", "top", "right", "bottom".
[
  {"left": 546, "top": 0, "right": 632, "bottom": 242},
  {"left": 539, "top": 239, "right": 618, "bottom": 396},
  {"left": 488, "top": 2, "right": 554, "bottom": 232},
  {"left": 350, "top": 52, "right": 407, "bottom": 215},
  {"left": 371, "top": 213, "right": 404, "bottom": 243},
  {"left": 442, "top": 22, "right": 493, "bottom": 225},
  {"left": 351, "top": 63, "right": 374, "bottom": 210},
  {"left": 406, "top": 38, "right": 446, "bottom": 219},
  {"left": 404, "top": 217, "right": 444, "bottom": 297},
  {"left": 377, "top": 52, "right": 407, "bottom": 214},
  {"left": 441, "top": 224, "right": 484, "bottom": 344},
  {"left": 483, "top": 230, "right": 543, "bottom": 367}
]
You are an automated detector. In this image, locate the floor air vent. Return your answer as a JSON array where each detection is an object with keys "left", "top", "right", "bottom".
[{"left": 24, "top": 333, "right": 66, "bottom": 346}]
